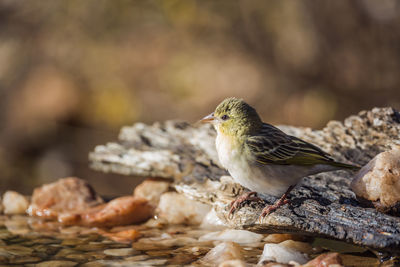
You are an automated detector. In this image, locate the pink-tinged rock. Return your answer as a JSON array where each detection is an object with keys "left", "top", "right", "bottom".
[
  {"left": 2, "top": 191, "right": 29, "bottom": 215},
  {"left": 28, "top": 177, "right": 103, "bottom": 219},
  {"left": 351, "top": 149, "right": 400, "bottom": 211},
  {"left": 101, "top": 228, "right": 142, "bottom": 243},
  {"left": 157, "top": 192, "right": 211, "bottom": 225},
  {"left": 302, "top": 253, "right": 343, "bottom": 267},
  {"left": 133, "top": 179, "right": 170, "bottom": 207},
  {"left": 75, "top": 196, "right": 153, "bottom": 227}
]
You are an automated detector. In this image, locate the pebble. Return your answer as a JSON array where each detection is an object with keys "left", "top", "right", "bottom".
[
  {"left": 279, "top": 240, "right": 314, "bottom": 254},
  {"left": 263, "top": 234, "right": 303, "bottom": 244},
  {"left": 0, "top": 245, "right": 34, "bottom": 256},
  {"left": 218, "top": 259, "right": 248, "bottom": 267},
  {"left": 78, "top": 196, "right": 154, "bottom": 227},
  {"left": 35, "top": 260, "right": 78, "bottom": 267},
  {"left": 157, "top": 192, "right": 211, "bottom": 225},
  {"left": 199, "top": 229, "right": 263, "bottom": 245},
  {"left": 200, "top": 208, "right": 228, "bottom": 230},
  {"left": 201, "top": 242, "right": 244, "bottom": 265},
  {"left": 103, "top": 248, "right": 139, "bottom": 257},
  {"left": 303, "top": 252, "right": 343, "bottom": 267},
  {"left": 133, "top": 179, "right": 170, "bottom": 207},
  {"left": 258, "top": 243, "right": 309, "bottom": 265},
  {"left": 8, "top": 256, "right": 42, "bottom": 264},
  {"left": 101, "top": 229, "right": 141, "bottom": 243},
  {"left": 351, "top": 149, "right": 400, "bottom": 210},
  {"left": 28, "top": 177, "right": 103, "bottom": 220},
  {"left": 2, "top": 191, "right": 29, "bottom": 215}
]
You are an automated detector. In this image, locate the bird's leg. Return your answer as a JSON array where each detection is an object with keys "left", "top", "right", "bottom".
[
  {"left": 228, "top": 191, "right": 262, "bottom": 217},
  {"left": 260, "top": 184, "right": 296, "bottom": 218}
]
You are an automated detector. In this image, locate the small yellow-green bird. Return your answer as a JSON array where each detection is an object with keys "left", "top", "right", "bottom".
[{"left": 201, "top": 97, "right": 360, "bottom": 218}]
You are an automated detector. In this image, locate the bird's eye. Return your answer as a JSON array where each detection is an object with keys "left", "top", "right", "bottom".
[{"left": 221, "top": 115, "right": 229, "bottom": 121}]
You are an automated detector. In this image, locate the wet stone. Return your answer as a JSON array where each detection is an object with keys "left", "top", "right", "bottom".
[
  {"left": 103, "top": 248, "right": 140, "bottom": 257},
  {"left": 8, "top": 256, "right": 42, "bottom": 264},
  {"left": 74, "top": 242, "right": 108, "bottom": 252},
  {"left": 35, "top": 260, "right": 79, "bottom": 267}
]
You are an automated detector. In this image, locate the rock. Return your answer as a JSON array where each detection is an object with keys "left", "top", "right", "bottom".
[
  {"left": 279, "top": 240, "right": 314, "bottom": 255},
  {"left": 263, "top": 234, "right": 304, "bottom": 244},
  {"left": 351, "top": 149, "right": 400, "bottom": 213},
  {"left": 258, "top": 243, "right": 309, "bottom": 265},
  {"left": 201, "top": 242, "right": 244, "bottom": 266},
  {"left": 157, "top": 192, "right": 211, "bottom": 225},
  {"left": 28, "top": 177, "right": 103, "bottom": 219},
  {"left": 89, "top": 107, "right": 400, "bottom": 252},
  {"left": 133, "top": 179, "right": 170, "bottom": 207},
  {"left": 303, "top": 253, "right": 343, "bottom": 267},
  {"left": 103, "top": 248, "right": 139, "bottom": 257},
  {"left": 199, "top": 229, "right": 263, "bottom": 245},
  {"left": 35, "top": 260, "right": 78, "bottom": 267},
  {"left": 101, "top": 229, "right": 141, "bottom": 243},
  {"left": 2, "top": 191, "right": 29, "bottom": 215},
  {"left": 200, "top": 208, "right": 228, "bottom": 230},
  {"left": 218, "top": 259, "right": 248, "bottom": 267},
  {"left": 77, "top": 196, "right": 153, "bottom": 227}
]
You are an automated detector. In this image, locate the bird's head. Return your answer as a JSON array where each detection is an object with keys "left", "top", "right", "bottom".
[{"left": 200, "top": 97, "right": 262, "bottom": 136}]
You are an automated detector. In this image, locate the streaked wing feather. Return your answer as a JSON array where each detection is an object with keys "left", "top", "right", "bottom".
[{"left": 246, "top": 123, "right": 334, "bottom": 165}]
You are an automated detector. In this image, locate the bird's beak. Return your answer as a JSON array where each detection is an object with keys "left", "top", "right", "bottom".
[{"left": 200, "top": 113, "right": 215, "bottom": 123}]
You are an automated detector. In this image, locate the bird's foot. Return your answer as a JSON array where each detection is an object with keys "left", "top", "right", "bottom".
[
  {"left": 228, "top": 191, "right": 262, "bottom": 218},
  {"left": 259, "top": 198, "right": 290, "bottom": 218},
  {"left": 258, "top": 184, "right": 296, "bottom": 221}
]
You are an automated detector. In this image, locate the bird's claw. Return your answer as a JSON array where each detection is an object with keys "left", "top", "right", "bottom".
[
  {"left": 258, "top": 199, "right": 290, "bottom": 222},
  {"left": 228, "top": 191, "right": 261, "bottom": 219}
]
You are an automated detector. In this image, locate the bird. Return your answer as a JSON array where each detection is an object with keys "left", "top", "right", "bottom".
[{"left": 200, "top": 97, "right": 360, "bottom": 218}]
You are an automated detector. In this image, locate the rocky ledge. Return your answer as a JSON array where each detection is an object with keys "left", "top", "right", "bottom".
[{"left": 89, "top": 107, "right": 400, "bottom": 253}]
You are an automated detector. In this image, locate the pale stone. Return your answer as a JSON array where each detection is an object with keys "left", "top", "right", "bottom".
[
  {"left": 351, "top": 149, "right": 400, "bottom": 208},
  {"left": 258, "top": 243, "right": 309, "bottom": 265},
  {"left": 157, "top": 192, "right": 211, "bottom": 225},
  {"left": 199, "top": 229, "right": 263, "bottom": 245},
  {"left": 2, "top": 191, "right": 29, "bottom": 215},
  {"left": 133, "top": 179, "right": 170, "bottom": 207},
  {"left": 218, "top": 259, "right": 248, "bottom": 267},
  {"left": 201, "top": 242, "right": 244, "bottom": 265},
  {"left": 200, "top": 208, "right": 228, "bottom": 230},
  {"left": 103, "top": 248, "right": 139, "bottom": 257}
]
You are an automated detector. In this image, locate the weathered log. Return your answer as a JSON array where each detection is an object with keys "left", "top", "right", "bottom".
[{"left": 89, "top": 107, "right": 400, "bottom": 253}]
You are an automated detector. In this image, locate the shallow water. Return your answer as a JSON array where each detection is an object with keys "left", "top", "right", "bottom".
[{"left": 0, "top": 215, "right": 396, "bottom": 266}]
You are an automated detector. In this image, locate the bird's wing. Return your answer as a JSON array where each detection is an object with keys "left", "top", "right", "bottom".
[{"left": 246, "top": 123, "right": 334, "bottom": 166}]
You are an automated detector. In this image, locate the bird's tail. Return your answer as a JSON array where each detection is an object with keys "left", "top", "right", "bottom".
[{"left": 329, "top": 161, "right": 361, "bottom": 171}]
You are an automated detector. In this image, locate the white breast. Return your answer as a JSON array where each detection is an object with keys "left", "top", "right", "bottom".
[{"left": 216, "top": 131, "right": 309, "bottom": 197}]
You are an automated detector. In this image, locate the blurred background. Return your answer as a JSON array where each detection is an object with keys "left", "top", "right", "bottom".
[{"left": 1, "top": 0, "right": 399, "bottom": 196}]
